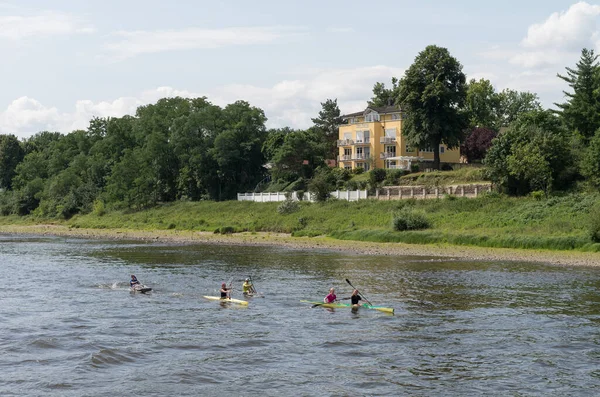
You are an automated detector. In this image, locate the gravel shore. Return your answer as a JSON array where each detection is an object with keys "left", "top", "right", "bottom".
[{"left": 1, "top": 224, "right": 599, "bottom": 267}]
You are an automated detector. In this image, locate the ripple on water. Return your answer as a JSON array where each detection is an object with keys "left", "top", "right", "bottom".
[{"left": 88, "top": 348, "right": 146, "bottom": 369}]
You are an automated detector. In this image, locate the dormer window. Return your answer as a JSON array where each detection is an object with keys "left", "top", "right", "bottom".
[
  {"left": 391, "top": 113, "right": 401, "bottom": 120},
  {"left": 364, "top": 112, "right": 380, "bottom": 122}
]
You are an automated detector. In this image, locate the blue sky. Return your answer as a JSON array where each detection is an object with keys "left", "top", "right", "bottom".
[{"left": 0, "top": 0, "right": 597, "bottom": 137}]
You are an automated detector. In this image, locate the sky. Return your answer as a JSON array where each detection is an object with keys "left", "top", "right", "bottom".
[{"left": 0, "top": 0, "right": 598, "bottom": 138}]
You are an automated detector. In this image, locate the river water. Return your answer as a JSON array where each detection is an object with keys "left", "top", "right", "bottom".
[{"left": 1, "top": 234, "right": 600, "bottom": 396}]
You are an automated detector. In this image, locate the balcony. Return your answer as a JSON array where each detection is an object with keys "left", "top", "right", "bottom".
[
  {"left": 354, "top": 138, "right": 371, "bottom": 145},
  {"left": 380, "top": 152, "right": 397, "bottom": 159},
  {"left": 337, "top": 139, "right": 354, "bottom": 147},
  {"left": 380, "top": 137, "right": 397, "bottom": 144},
  {"left": 352, "top": 153, "right": 369, "bottom": 161},
  {"left": 337, "top": 155, "right": 352, "bottom": 161}
]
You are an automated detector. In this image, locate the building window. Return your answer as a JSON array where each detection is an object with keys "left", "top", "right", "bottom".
[
  {"left": 363, "top": 162, "right": 371, "bottom": 172},
  {"left": 391, "top": 113, "right": 401, "bottom": 120},
  {"left": 364, "top": 113, "right": 380, "bottom": 122},
  {"left": 385, "top": 128, "right": 396, "bottom": 138},
  {"left": 344, "top": 148, "right": 351, "bottom": 156},
  {"left": 344, "top": 165, "right": 352, "bottom": 170},
  {"left": 348, "top": 117, "right": 358, "bottom": 124},
  {"left": 440, "top": 145, "right": 445, "bottom": 154},
  {"left": 421, "top": 146, "right": 434, "bottom": 153},
  {"left": 385, "top": 145, "right": 396, "bottom": 156},
  {"left": 344, "top": 132, "right": 351, "bottom": 140}
]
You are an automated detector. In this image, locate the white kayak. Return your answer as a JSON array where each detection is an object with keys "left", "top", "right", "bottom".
[
  {"left": 131, "top": 284, "right": 152, "bottom": 293},
  {"left": 203, "top": 295, "right": 249, "bottom": 306}
]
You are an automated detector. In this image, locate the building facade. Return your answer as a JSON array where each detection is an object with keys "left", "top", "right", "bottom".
[{"left": 337, "top": 106, "right": 461, "bottom": 171}]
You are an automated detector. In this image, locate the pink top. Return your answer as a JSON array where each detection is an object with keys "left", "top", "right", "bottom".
[{"left": 324, "top": 293, "right": 336, "bottom": 303}]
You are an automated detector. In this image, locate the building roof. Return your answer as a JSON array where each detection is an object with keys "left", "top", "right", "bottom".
[{"left": 342, "top": 105, "right": 402, "bottom": 119}]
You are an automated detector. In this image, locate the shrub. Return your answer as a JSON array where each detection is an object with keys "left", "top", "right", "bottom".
[
  {"left": 411, "top": 163, "right": 420, "bottom": 173},
  {"left": 589, "top": 206, "right": 600, "bottom": 243},
  {"left": 369, "top": 168, "right": 387, "bottom": 186},
  {"left": 277, "top": 198, "right": 300, "bottom": 214},
  {"left": 352, "top": 167, "right": 364, "bottom": 175},
  {"left": 392, "top": 207, "right": 431, "bottom": 231},
  {"left": 219, "top": 226, "right": 235, "bottom": 234},
  {"left": 296, "top": 190, "right": 305, "bottom": 201},
  {"left": 531, "top": 190, "right": 544, "bottom": 201}
]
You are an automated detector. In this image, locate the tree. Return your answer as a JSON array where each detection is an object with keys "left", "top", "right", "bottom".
[
  {"left": 465, "top": 79, "right": 500, "bottom": 129},
  {"left": 461, "top": 127, "right": 497, "bottom": 163},
  {"left": 311, "top": 99, "right": 343, "bottom": 160},
  {"left": 484, "top": 110, "right": 572, "bottom": 195},
  {"left": 581, "top": 130, "right": 600, "bottom": 188},
  {"left": 555, "top": 48, "right": 600, "bottom": 142},
  {"left": 368, "top": 79, "right": 399, "bottom": 107},
  {"left": 397, "top": 45, "right": 468, "bottom": 169},
  {"left": 0, "top": 134, "right": 24, "bottom": 190},
  {"left": 497, "top": 89, "right": 542, "bottom": 127}
]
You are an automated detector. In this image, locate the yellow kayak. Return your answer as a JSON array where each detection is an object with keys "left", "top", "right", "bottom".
[
  {"left": 301, "top": 300, "right": 394, "bottom": 314},
  {"left": 203, "top": 296, "right": 249, "bottom": 306}
]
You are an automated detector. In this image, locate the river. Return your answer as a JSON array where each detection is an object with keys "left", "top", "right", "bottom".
[{"left": 1, "top": 234, "right": 599, "bottom": 396}]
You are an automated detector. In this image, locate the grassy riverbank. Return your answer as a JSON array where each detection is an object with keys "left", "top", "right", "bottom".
[{"left": 1, "top": 192, "right": 599, "bottom": 253}]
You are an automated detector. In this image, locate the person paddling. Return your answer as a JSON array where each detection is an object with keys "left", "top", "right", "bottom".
[
  {"left": 130, "top": 275, "right": 141, "bottom": 288},
  {"left": 324, "top": 288, "right": 337, "bottom": 303},
  {"left": 242, "top": 278, "right": 254, "bottom": 295},
  {"left": 220, "top": 283, "right": 232, "bottom": 299},
  {"left": 350, "top": 289, "right": 362, "bottom": 306}
]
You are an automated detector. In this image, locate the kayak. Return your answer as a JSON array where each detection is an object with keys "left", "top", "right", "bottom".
[
  {"left": 300, "top": 300, "right": 394, "bottom": 314},
  {"left": 131, "top": 285, "right": 152, "bottom": 293},
  {"left": 203, "top": 296, "right": 249, "bottom": 306}
]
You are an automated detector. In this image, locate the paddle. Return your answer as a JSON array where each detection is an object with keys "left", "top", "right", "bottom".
[{"left": 345, "top": 279, "right": 372, "bottom": 306}]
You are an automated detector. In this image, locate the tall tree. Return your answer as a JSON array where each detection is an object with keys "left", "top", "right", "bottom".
[
  {"left": 497, "top": 89, "right": 542, "bottom": 127},
  {"left": 0, "top": 134, "right": 24, "bottom": 190},
  {"left": 368, "top": 78, "right": 399, "bottom": 107},
  {"left": 311, "top": 99, "right": 343, "bottom": 160},
  {"left": 397, "top": 45, "right": 468, "bottom": 169},
  {"left": 466, "top": 79, "right": 500, "bottom": 129},
  {"left": 555, "top": 48, "right": 600, "bottom": 142}
]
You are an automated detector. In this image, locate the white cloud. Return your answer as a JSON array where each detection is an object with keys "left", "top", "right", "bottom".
[
  {"left": 508, "top": 1, "right": 600, "bottom": 67},
  {"left": 0, "top": 66, "right": 403, "bottom": 137},
  {"left": 0, "top": 12, "right": 95, "bottom": 40},
  {"left": 522, "top": 1, "right": 600, "bottom": 50},
  {"left": 104, "top": 26, "right": 307, "bottom": 60}
]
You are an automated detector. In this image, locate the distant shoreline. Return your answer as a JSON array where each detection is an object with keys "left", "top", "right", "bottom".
[{"left": 1, "top": 224, "right": 598, "bottom": 267}]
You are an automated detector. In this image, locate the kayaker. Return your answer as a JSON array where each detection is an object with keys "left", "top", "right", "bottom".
[
  {"left": 242, "top": 278, "right": 254, "bottom": 295},
  {"left": 130, "top": 275, "right": 140, "bottom": 288},
  {"left": 324, "top": 288, "right": 337, "bottom": 303},
  {"left": 220, "top": 283, "right": 231, "bottom": 299},
  {"left": 350, "top": 289, "right": 362, "bottom": 306}
]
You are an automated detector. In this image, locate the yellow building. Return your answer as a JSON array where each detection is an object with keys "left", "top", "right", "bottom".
[{"left": 337, "top": 106, "right": 461, "bottom": 171}]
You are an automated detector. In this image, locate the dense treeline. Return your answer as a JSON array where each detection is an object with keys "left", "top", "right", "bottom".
[
  {"left": 3, "top": 45, "right": 600, "bottom": 219},
  {"left": 0, "top": 98, "right": 272, "bottom": 216}
]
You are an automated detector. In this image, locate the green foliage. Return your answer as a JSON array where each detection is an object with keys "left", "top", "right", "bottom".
[
  {"left": 369, "top": 168, "right": 387, "bottom": 185},
  {"left": 0, "top": 134, "right": 25, "bottom": 190},
  {"left": 555, "top": 48, "right": 600, "bottom": 143},
  {"left": 466, "top": 78, "right": 500, "bottom": 130},
  {"left": 485, "top": 110, "right": 572, "bottom": 195},
  {"left": 277, "top": 198, "right": 300, "bottom": 214},
  {"left": 93, "top": 200, "right": 106, "bottom": 216},
  {"left": 368, "top": 79, "right": 399, "bottom": 107},
  {"left": 398, "top": 45, "right": 468, "bottom": 169},
  {"left": 392, "top": 207, "right": 431, "bottom": 231},
  {"left": 588, "top": 205, "right": 600, "bottom": 243},
  {"left": 531, "top": 191, "right": 545, "bottom": 201}
]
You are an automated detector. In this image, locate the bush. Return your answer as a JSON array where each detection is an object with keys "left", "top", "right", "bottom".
[
  {"left": 411, "top": 163, "right": 420, "bottom": 173},
  {"left": 296, "top": 190, "right": 305, "bottom": 201},
  {"left": 369, "top": 168, "right": 387, "bottom": 186},
  {"left": 589, "top": 206, "right": 600, "bottom": 243},
  {"left": 219, "top": 226, "right": 235, "bottom": 234},
  {"left": 392, "top": 207, "right": 431, "bottom": 231},
  {"left": 352, "top": 167, "right": 364, "bottom": 175},
  {"left": 277, "top": 199, "right": 300, "bottom": 214},
  {"left": 92, "top": 199, "right": 106, "bottom": 216},
  {"left": 531, "top": 190, "right": 544, "bottom": 201}
]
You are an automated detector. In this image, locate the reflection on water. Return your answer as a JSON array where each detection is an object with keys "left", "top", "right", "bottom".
[{"left": 1, "top": 234, "right": 600, "bottom": 395}]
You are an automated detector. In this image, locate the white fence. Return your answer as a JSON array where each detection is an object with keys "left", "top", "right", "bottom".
[{"left": 237, "top": 190, "right": 368, "bottom": 202}]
